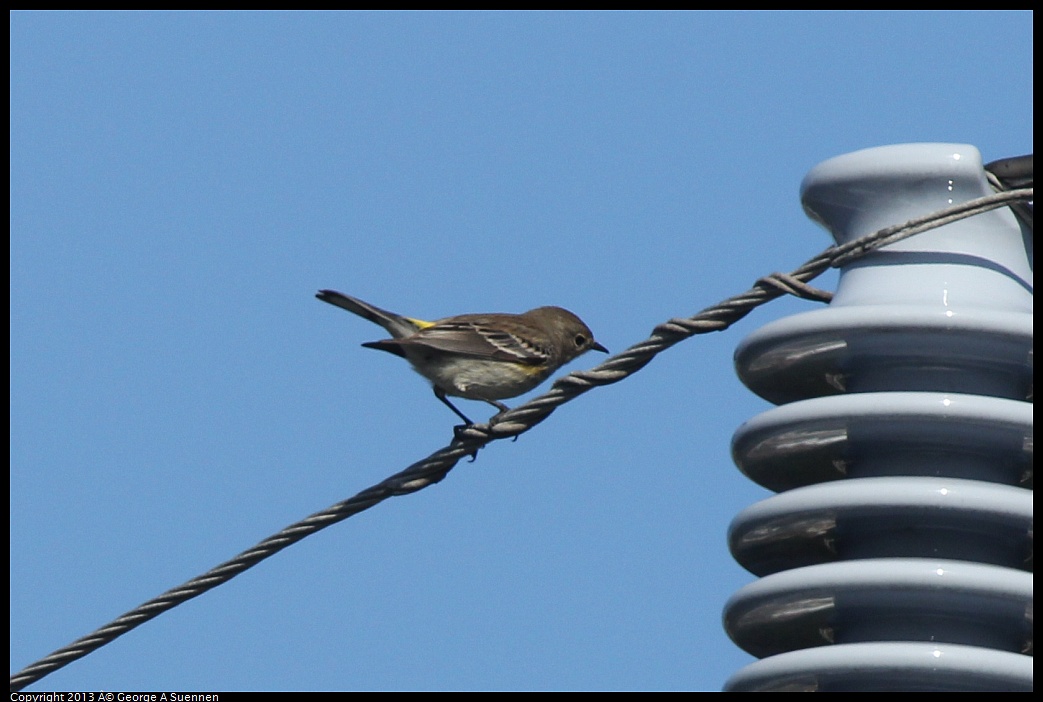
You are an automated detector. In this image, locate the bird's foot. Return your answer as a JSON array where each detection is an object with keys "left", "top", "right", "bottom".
[{"left": 452, "top": 423, "right": 481, "bottom": 462}]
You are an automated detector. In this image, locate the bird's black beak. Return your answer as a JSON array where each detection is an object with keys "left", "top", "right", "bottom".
[{"left": 591, "top": 341, "right": 609, "bottom": 354}]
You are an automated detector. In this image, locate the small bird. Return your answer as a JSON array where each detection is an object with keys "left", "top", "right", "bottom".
[{"left": 316, "top": 290, "right": 608, "bottom": 425}]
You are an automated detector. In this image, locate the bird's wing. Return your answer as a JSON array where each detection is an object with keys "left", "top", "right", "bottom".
[{"left": 388, "top": 320, "right": 551, "bottom": 365}]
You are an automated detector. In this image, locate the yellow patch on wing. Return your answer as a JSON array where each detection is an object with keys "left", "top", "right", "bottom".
[{"left": 406, "top": 317, "right": 436, "bottom": 329}]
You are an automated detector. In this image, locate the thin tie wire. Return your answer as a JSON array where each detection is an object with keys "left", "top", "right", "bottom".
[{"left": 9, "top": 185, "right": 1031, "bottom": 692}]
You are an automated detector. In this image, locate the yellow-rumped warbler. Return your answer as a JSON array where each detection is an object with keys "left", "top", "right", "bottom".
[{"left": 316, "top": 290, "right": 608, "bottom": 425}]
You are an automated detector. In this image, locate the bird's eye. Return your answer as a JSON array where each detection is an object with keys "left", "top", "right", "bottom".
[{"left": 574, "top": 334, "right": 587, "bottom": 347}]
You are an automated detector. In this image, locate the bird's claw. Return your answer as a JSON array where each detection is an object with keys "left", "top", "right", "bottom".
[{"left": 452, "top": 423, "right": 481, "bottom": 462}]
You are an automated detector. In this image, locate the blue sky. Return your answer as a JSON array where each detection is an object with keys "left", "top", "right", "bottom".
[{"left": 10, "top": 11, "right": 1032, "bottom": 692}]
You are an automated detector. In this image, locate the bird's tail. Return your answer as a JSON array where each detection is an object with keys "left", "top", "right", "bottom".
[{"left": 315, "top": 290, "right": 428, "bottom": 339}]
